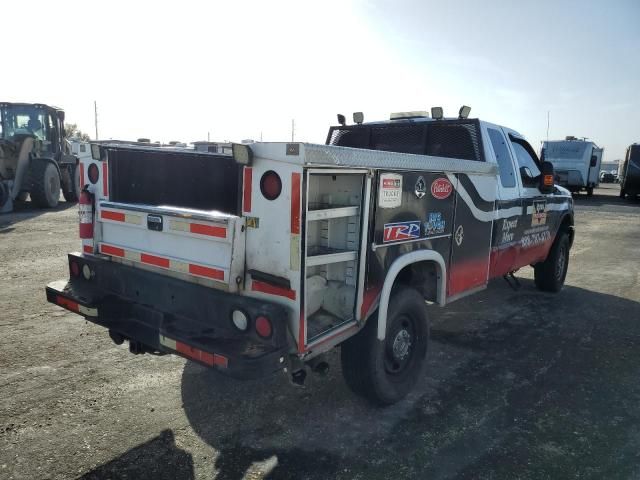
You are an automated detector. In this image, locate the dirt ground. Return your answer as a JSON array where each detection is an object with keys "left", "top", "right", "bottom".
[{"left": 1, "top": 184, "right": 639, "bottom": 480}]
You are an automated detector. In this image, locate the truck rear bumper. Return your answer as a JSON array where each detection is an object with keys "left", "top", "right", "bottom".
[{"left": 45, "top": 253, "right": 291, "bottom": 380}]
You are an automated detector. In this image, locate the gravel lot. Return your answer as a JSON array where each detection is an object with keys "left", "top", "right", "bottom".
[{"left": 1, "top": 184, "right": 639, "bottom": 480}]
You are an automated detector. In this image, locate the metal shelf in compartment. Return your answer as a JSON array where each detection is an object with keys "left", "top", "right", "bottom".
[
  {"left": 306, "top": 246, "right": 357, "bottom": 267},
  {"left": 306, "top": 204, "right": 359, "bottom": 221}
]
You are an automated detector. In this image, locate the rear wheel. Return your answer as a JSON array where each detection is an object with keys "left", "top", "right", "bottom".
[
  {"left": 29, "top": 160, "right": 60, "bottom": 208},
  {"left": 586, "top": 187, "right": 594, "bottom": 197},
  {"left": 620, "top": 187, "right": 626, "bottom": 199},
  {"left": 341, "top": 288, "right": 429, "bottom": 405},
  {"left": 62, "top": 164, "right": 80, "bottom": 202},
  {"left": 534, "top": 232, "right": 570, "bottom": 292}
]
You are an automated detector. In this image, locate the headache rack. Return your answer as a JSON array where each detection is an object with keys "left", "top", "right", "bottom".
[{"left": 325, "top": 119, "right": 486, "bottom": 163}]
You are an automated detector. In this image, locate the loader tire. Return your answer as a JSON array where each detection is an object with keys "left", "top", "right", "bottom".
[
  {"left": 62, "top": 164, "right": 80, "bottom": 202},
  {"left": 30, "top": 160, "right": 60, "bottom": 208},
  {"left": 534, "top": 232, "right": 570, "bottom": 292},
  {"left": 341, "top": 288, "right": 429, "bottom": 406}
]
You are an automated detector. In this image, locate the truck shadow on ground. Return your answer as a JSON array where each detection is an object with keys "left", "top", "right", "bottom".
[
  {"left": 0, "top": 198, "right": 75, "bottom": 231},
  {"left": 79, "top": 430, "right": 195, "bottom": 479},
  {"left": 175, "top": 280, "right": 640, "bottom": 479},
  {"left": 81, "top": 281, "right": 640, "bottom": 479}
]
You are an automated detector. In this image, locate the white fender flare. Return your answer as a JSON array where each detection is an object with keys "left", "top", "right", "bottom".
[{"left": 377, "top": 250, "right": 447, "bottom": 341}]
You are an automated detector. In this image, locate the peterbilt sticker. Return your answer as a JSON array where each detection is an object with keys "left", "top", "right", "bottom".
[
  {"left": 415, "top": 176, "right": 427, "bottom": 199},
  {"left": 431, "top": 178, "right": 453, "bottom": 200},
  {"left": 379, "top": 173, "right": 403, "bottom": 208},
  {"left": 383, "top": 220, "right": 421, "bottom": 243},
  {"left": 424, "top": 212, "right": 446, "bottom": 236},
  {"left": 532, "top": 200, "right": 547, "bottom": 226}
]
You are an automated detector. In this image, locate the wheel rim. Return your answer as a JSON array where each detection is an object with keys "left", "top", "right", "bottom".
[
  {"left": 384, "top": 315, "right": 415, "bottom": 375},
  {"left": 556, "top": 243, "right": 567, "bottom": 281}
]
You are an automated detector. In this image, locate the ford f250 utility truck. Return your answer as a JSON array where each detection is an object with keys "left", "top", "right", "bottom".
[{"left": 46, "top": 108, "right": 574, "bottom": 405}]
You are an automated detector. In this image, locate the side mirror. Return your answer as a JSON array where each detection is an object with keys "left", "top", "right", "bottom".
[{"left": 539, "top": 161, "right": 555, "bottom": 194}]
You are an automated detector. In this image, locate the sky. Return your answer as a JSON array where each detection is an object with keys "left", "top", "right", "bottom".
[{"left": 3, "top": 0, "right": 638, "bottom": 160}]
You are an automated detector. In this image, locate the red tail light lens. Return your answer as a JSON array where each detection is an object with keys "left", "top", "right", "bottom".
[
  {"left": 255, "top": 316, "right": 273, "bottom": 338},
  {"left": 70, "top": 261, "right": 80, "bottom": 277},
  {"left": 88, "top": 163, "right": 100, "bottom": 184},
  {"left": 260, "top": 171, "right": 282, "bottom": 201}
]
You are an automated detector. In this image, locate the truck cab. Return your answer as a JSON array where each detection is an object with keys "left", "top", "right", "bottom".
[{"left": 46, "top": 108, "right": 574, "bottom": 405}]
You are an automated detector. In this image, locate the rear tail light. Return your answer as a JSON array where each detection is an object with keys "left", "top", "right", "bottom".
[
  {"left": 255, "top": 315, "right": 273, "bottom": 338},
  {"left": 88, "top": 163, "right": 100, "bottom": 184},
  {"left": 70, "top": 260, "right": 80, "bottom": 277},
  {"left": 260, "top": 171, "right": 282, "bottom": 200}
]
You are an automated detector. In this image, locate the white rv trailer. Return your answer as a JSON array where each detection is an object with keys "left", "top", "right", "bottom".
[{"left": 541, "top": 137, "right": 603, "bottom": 195}]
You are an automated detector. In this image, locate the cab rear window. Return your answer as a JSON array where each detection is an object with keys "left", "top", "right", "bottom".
[{"left": 327, "top": 120, "right": 485, "bottom": 162}]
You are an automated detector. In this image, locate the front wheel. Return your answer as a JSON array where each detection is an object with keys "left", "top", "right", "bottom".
[
  {"left": 586, "top": 187, "right": 594, "bottom": 197},
  {"left": 620, "top": 188, "right": 626, "bottom": 199},
  {"left": 341, "top": 288, "right": 429, "bottom": 405},
  {"left": 29, "top": 160, "right": 60, "bottom": 208},
  {"left": 534, "top": 232, "right": 570, "bottom": 292}
]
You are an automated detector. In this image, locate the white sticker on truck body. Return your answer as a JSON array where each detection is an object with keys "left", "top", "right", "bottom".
[{"left": 378, "top": 173, "right": 403, "bottom": 208}]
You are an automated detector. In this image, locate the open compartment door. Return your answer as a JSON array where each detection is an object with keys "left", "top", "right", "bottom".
[{"left": 302, "top": 169, "right": 370, "bottom": 348}]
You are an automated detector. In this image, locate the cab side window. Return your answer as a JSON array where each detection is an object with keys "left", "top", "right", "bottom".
[
  {"left": 510, "top": 137, "right": 541, "bottom": 186},
  {"left": 488, "top": 128, "right": 516, "bottom": 188}
]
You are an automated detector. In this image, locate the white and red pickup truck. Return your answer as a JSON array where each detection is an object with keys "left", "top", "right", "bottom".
[{"left": 46, "top": 109, "right": 574, "bottom": 405}]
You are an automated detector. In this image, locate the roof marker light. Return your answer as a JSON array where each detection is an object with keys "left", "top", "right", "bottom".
[
  {"left": 458, "top": 105, "right": 471, "bottom": 119},
  {"left": 353, "top": 112, "right": 364, "bottom": 124},
  {"left": 431, "top": 107, "right": 444, "bottom": 120},
  {"left": 337, "top": 114, "right": 346, "bottom": 126}
]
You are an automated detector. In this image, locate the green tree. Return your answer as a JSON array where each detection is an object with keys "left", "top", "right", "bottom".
[{"left": 64, "top": 123, "right": 92, "bottom": 141}]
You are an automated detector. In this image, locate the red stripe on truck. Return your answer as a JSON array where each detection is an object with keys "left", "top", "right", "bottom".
[
  {"left": 291, "top": 172, "right": 301, "bottom": 234},
  {"left": 79, "top": 163, "right": 84, "bottom": 190},
  {"left": 243, "top": 167, "right": 252, "bottom": 213},
  {"left": 56, "top": 296, "right": 79, "bottom": 313},
  {"left": 174, "top": 340, "right": 228, "bottom": 368},
  {"left": 189, "top": 223, "right": 226, "bottom": 238},
  {"left": 252, "top": 280, "right": 296, "bottom": 300},
  {"left": 101, "top": 210, "right": 125, "bottom": 222},
  {"left": 100, "top": 244, "right": 125, "bottom": 257},
  {"left": 141, "top": 253, "right": 170, "bottom": 268},
  {"left": 188, "top": 264, "right": 224, "bottom": 281}
]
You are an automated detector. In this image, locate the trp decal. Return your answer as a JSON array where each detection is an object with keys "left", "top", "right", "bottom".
[{"left": 383, "top": 220, "right": 421, "bottom": 243}]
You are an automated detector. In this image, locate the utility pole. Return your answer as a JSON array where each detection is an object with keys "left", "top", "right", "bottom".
[
  {"left": 207, "top": 131, "right": 210, "bottom": 142},
  {"left": 291, "top": 119, "right": 295, "bottom": 142},
  {"left": 546, "top": 111, "right": 550, "bottom": 143},
  {"left": 94, "top": 101, "right": 99, "bottom": 140}
]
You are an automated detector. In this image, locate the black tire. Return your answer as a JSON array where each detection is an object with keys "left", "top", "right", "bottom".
[
  {"left": 534, "top": 232, "right": 570, "bottom": 292},
  {"left": 619, "top": 188, "right": 626, "bottom": 199},
  {"left": 29, "top": 160, "right": 60, "bottom": 208},
  {"left": 586, "top": 187, "right": 594, "bottom": 197},
  {"left": 62, "top": 164, "right": 80, "bottom": 202},
  {"left": 341, "top": 288, "right": 429, "bottom": 405}
]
